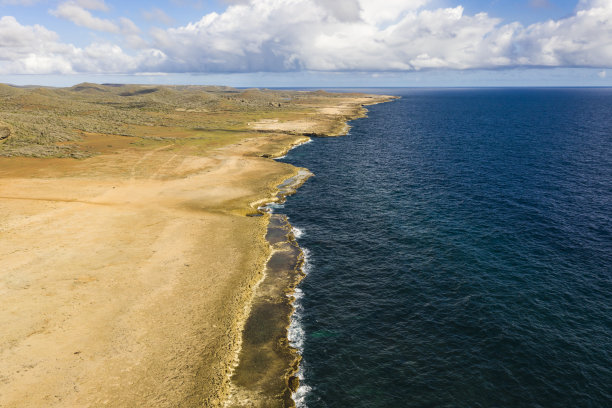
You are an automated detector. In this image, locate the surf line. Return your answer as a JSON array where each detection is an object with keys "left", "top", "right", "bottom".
[
  {"left": 225, "top": 96, "right": 397, "bottom": 406},
  {"left": 224, "top": 149, "right": 313, "bottom": 407}
]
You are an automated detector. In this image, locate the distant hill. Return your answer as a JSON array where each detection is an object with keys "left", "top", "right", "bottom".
[{"left": 0, "top": 83, "right": 331, "bottom": 158}]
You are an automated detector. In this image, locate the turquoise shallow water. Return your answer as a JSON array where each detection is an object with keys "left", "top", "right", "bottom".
[{"left": 279, "top": 89, "right": 612, "bottom": 407}]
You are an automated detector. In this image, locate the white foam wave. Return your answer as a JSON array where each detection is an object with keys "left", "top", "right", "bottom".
[
  {"left": 259, "top": 202, "right": 285, "bottom": 213},
  {"left": 288, "top": 246, "right": 313, "bottom": 407},
  {"left": 287, "top": 138, "right": 313, "bottom": 154},
  {"left": 288, "top": 287, "right": 311, "bottom": 406},
  {"left": 292, "top": 226, "right": 304, "bottom": 239},
  {"left": 268, "top": 202, "right": 285, "bottom": 209},
  {"left": 288, "top": 288, "right": 305, "bottom": 349},
  {"left": 288, "top": 315, "right": 304, "bottom": 351},
  {"left": 293, "top": 139, "right": 313, "bottom": 148},
  {"left": 293, "top": 363, "right": 312, "bottom": 408},
  {"left": 301, "top": 247, "right": 312, "bottom": 274}
]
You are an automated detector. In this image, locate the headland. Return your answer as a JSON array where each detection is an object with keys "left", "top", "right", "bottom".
[{"left": 0, "top": 84, "right": 394, "bottom": 407}]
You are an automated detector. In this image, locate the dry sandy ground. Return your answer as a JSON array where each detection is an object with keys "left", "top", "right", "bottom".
[
  {"left": 249, "top": 96, "right": 380, "bottom": 135},
  {"left": 0, "top": 93, "right": 393, "bottom": 407},
  {"left": 0, "top": 136, "right": 301, "bottom": 408}
]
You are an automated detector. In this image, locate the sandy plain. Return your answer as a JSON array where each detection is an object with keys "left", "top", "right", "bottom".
[{"left": 0, "top": 85, "right": 392, "bottom": 407}]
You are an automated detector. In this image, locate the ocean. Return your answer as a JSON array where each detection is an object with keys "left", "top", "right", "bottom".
[{"left": 278, "top": 88, "right": 612, "bottom": 407}]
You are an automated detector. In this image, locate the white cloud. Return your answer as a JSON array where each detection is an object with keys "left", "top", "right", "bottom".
[
  {"left": 514, "top": 0, "right": 612, "bottom": 67},
  {"left": 49, "top": 1, "right": 148, "bottom": 49},
  {"left": 148, "top": 0, "right": 612, "bottom": 73},
  {"left": 74, "top": 0, "right": 109, "bottom": 11},
  {"left": 359, "top": 0, "right": 430, "bottom": 25},
  {"left": 51, "top": 0, "right": 118, "bottom": 32},
  {"left": 3, "top": 0, "right": 612, "bottom": 75},
  {"left": 0, "top": 15, "right": 73, "bottom": 74},
  {"left": 312, "top": 0, "right": 361, "bottom": 22},
  {"left": 119, "top": 17, "right": 139, "bottom": 34},
  {"left": 150, "top": 1, "right": 505, "bottom": 72},
  {"left": 0, "top": 16, "right": 165, "bottom": 74},
  {"left": 119, "top": 17, "right": 148, "bottom": 49}
]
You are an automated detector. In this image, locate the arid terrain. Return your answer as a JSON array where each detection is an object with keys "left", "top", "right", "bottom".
[{"left": 0, "top": 84, "right": 392, "bottom": 407}]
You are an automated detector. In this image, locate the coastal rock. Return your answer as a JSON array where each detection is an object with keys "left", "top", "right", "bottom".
[{"left": 287, "top": 375, "right": 300, "bottom": 392}]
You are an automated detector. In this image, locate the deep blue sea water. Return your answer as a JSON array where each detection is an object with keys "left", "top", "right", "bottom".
[{"left": 279, "top": 89, "right": 612, "bottom": 408}]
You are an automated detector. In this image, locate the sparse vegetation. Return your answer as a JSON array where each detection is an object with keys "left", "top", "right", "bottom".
[{"left": 0, "top": 83, "right": 373, "bottom": 158}]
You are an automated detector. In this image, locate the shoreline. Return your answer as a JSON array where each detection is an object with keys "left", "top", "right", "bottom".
[
  {"left": 225, "top": 96, "right": 398, "bottom": 407},
  {"left": 224, "top": 171, "right": 311, "bottom": 407},
  {"left": 0, "top": 86, "right": 396, "bottom": 407}
]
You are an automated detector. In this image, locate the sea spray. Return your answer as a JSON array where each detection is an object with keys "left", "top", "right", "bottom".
[
  {"left": 292, "top": 226, "right": 305, "bottom": 239},
  {"left": 288, "top": 246, "right": 312, "bottom": 407}
]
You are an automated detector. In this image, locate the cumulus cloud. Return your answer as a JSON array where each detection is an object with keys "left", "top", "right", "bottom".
[
  {"left": 0, "top": 16, "right": 165, "bottom": 74},
  {"left": 148, "top": 0, "right": 506, "bottom": 72},
  {"left": 74, "top": 0, "right": 109, "bottom": 11},
  {"left": 3, "top": 0, "right": 612, "bottom": 74},
  {"left": 358, "top": 0, "right": 430, "bottom": 25},
  {"left": 119, "top": 17, "right": 148, "bottom": 49},
  {"left": 146, "top": 0, "right": 612, "bottom": 73},
  {"left": 0, "top": 16, "right": 74, "bottom": 74},
  {"left": 70, "top": 43, "right": 164, "bottom": 73},
  {"left": 510, "top": 0, "right": 612, "bottom": 67},
  {"left": 50, "top": 0, "right": 148, "bottom": 49},
  {"left": 312, "top": 0, "right": 361, "bottom": 22},
  {"left": 51, "top": 0, "right": 118, "bottom": 32},
  {"left": 117, "top": 17, "right": 137, "bottom": 33}
]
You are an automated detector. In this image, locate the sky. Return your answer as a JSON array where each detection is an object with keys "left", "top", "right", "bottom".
[{"left": 0, "top": 0, "right": 611, "bottom": 87}]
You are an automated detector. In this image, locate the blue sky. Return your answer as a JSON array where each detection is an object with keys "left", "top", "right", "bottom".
[{"left": 0, "top": 0, "right": 611, "bottom": 87}]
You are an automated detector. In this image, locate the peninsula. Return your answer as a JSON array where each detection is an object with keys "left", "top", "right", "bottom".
[{"left": 0, "top": 84, "right": 393, "bottom": 407}]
